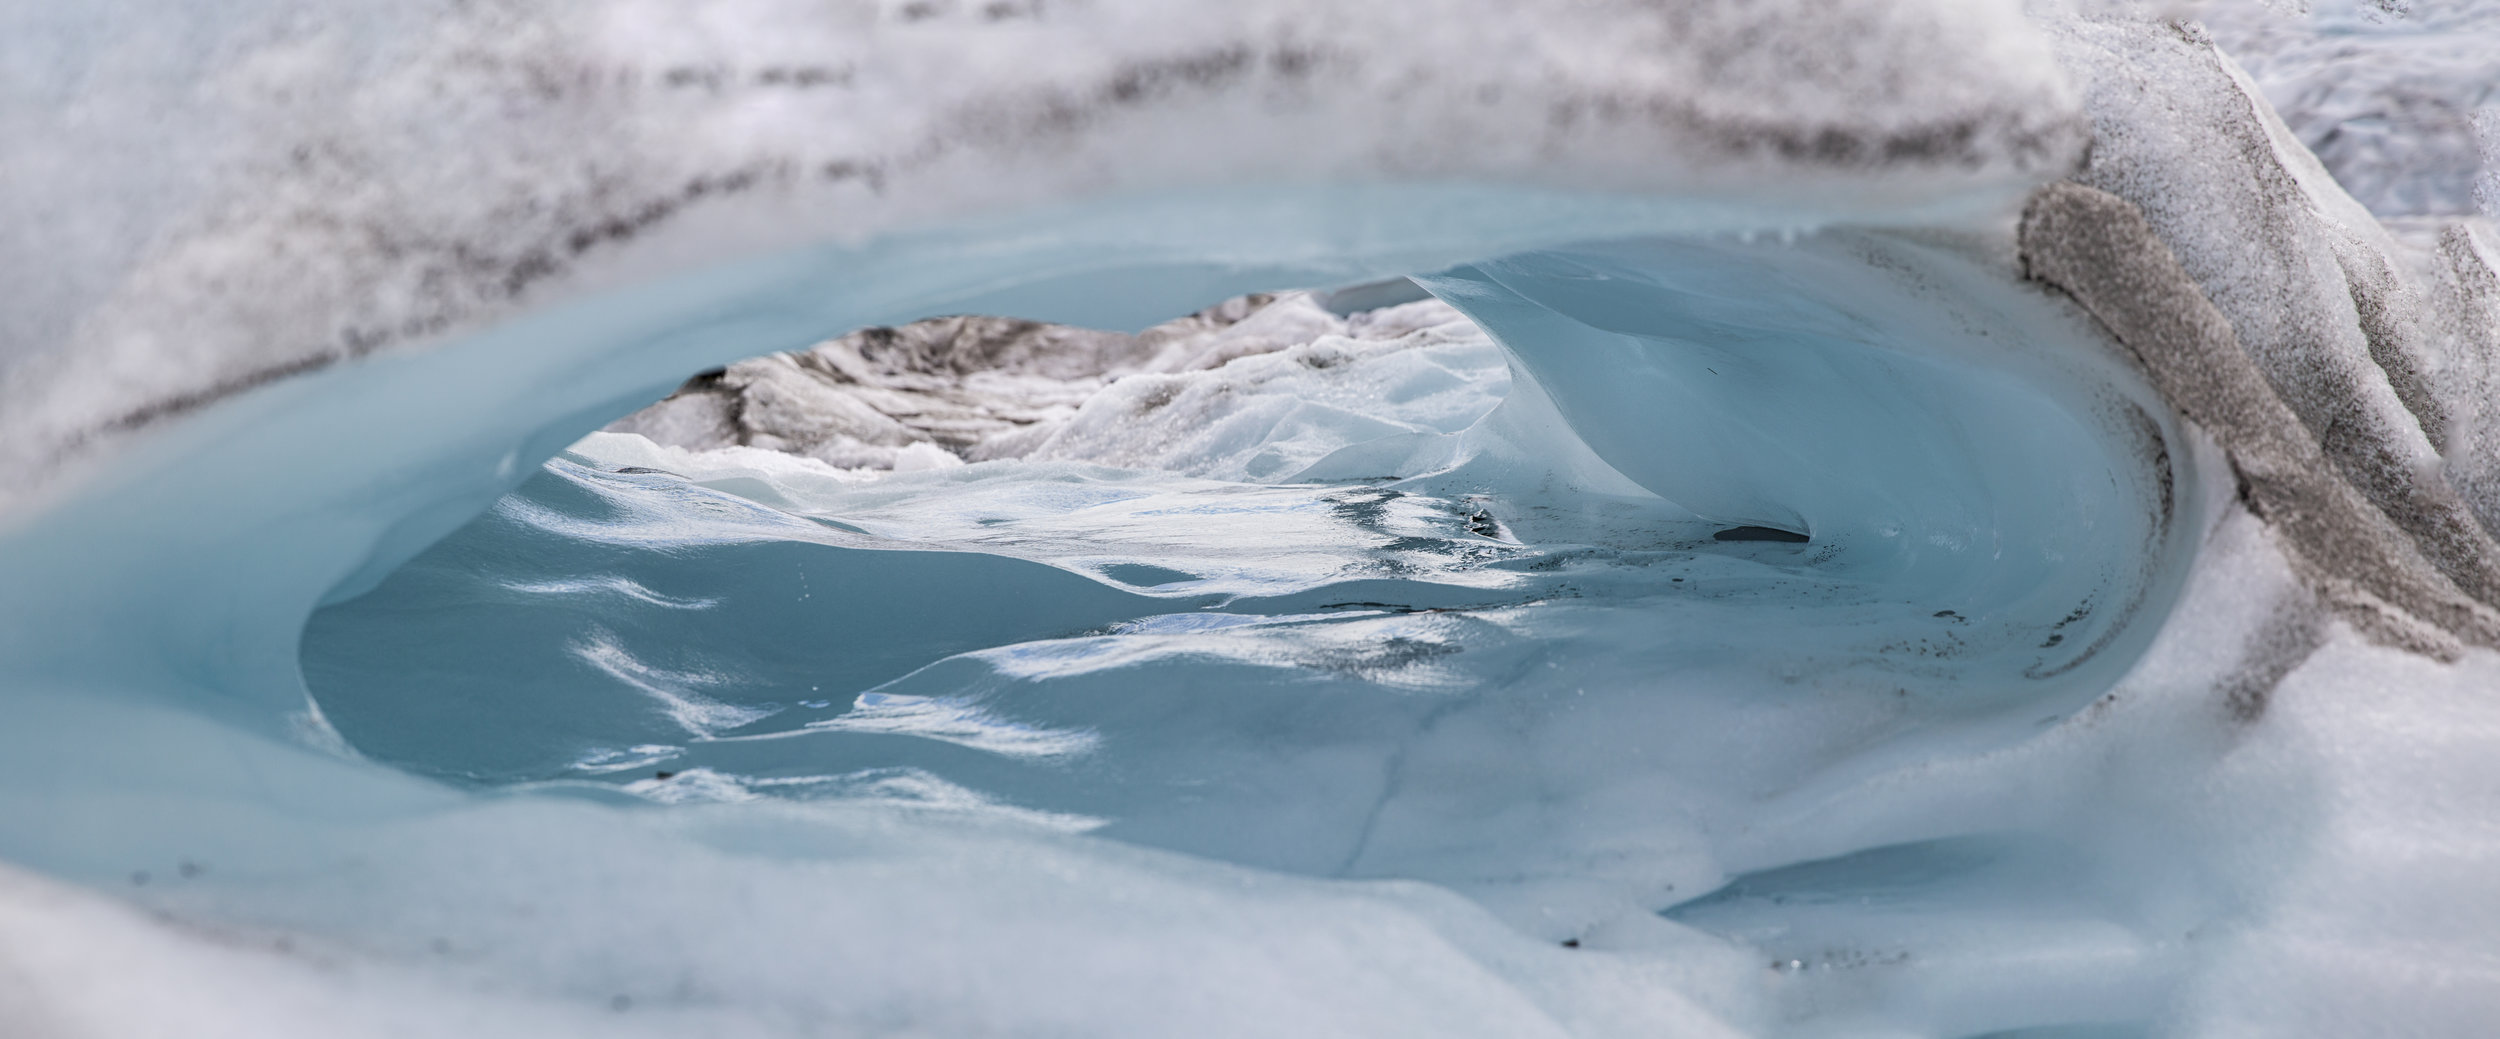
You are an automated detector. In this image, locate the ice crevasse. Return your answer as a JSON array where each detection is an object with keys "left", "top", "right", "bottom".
[{"left": 2, "top": 1, "right": 2500, "bottom": 1036}]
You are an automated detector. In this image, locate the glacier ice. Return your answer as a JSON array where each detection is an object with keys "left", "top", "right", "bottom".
[{"left": 5, "top": 1, "right": 2500, "bottom": 1037}]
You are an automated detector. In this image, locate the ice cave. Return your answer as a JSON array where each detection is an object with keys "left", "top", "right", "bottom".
[{"left": 3, "top": 1, "right": 2499, "bottom": 1036}]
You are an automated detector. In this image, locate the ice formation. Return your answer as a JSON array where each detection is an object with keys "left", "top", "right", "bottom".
[{"left": 3, "top": 1, "right": 2500, "bottom": 1036}]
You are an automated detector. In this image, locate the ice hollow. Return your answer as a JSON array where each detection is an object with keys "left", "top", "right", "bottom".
[
  {"left": 6, "top": 1, "right": 2500, "bottom": 1037},
  {"left": 296, "top": 231, "right": 2187, "bottom": 905}
]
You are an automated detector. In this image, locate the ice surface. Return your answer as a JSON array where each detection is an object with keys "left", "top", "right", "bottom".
[{"left": 4, "top": 1, "right": 2500, "bottom": 1037}]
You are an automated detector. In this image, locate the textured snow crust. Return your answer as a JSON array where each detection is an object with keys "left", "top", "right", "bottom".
[
  {"left": 2037, "top": 13, "right": 2500, "bottom": 655},
  {"left": 4, "top": 1, "right": 2500, "bottom": 1038}
]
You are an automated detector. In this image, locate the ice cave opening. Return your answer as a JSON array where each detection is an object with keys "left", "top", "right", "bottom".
[
  {"left": 278, "top": 222, "right": 2203, "bottom": 1035},
  {"left": 7, "top": 157, "right": 2367, "bottom": 1037},
  {"left": 14, "top": 2, "right": 2500, "bottom": 1035}
]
